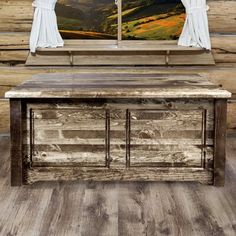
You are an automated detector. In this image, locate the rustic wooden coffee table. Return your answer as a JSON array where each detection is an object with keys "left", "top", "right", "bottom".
[{"left": 5, "top": 73, "right": 231, "bottom": 186}]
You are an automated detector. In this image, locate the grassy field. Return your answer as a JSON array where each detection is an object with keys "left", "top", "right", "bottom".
[
  {"left": 122, "top": 12, "right": 185, "bottom": 40},
  {"left": 56, "top": 0, "right": 185, "bottom": 40},
  {"left": 59, "top": 29, "right": 117, "bottom": 39}
]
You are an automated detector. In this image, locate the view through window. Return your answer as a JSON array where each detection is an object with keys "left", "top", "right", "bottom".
[{"left": 56, "top": 0, "right": 185, "bottom": 40}]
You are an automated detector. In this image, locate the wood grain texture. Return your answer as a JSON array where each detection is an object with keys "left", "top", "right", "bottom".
[
  {"left": 0, "top": 0, "right": 33, "bottom": 32},
  {"left": 26, "top": 167, "right": 213, "bottom": 185},
  {"left": 208, "top": 1, "right": 236, "bottom": 33},
  {"left": 5, "top": 73, "right": 231, "bottom": 99},
  {"left": 25, "top": 41, "right": 215, "bottom": 66},
  {"left": 214, "top": 99, "right": 227, "bottom": 186},
  {"left": 10, "top": 99, "right": 23, "bottom": 186},
  {"left": 15, "top": 97, "right": 217, "bottom": 185},
  {"left": 22, "top": 99, "right": 215, "bottom": 171},
  {"left": 0, "top": 136, "right": 236, "bottom": 235},
  {"left": 0, "top": 32, "right": 29, "bottom": 49},
  {"left": 0, "top": 99, "right": 9, "bottom": 134},
  {"left": 0, "top": 66, "right": 235, "bottom": 97},
  {"left": 26, "top": 49, "right": 215, "bottom": 66}
]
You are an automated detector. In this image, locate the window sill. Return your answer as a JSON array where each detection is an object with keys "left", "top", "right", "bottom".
[{"left": 26, "top": 40, "right": 215, "bottom": 66}]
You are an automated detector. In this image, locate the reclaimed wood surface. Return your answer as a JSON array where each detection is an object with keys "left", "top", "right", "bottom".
[
  {"left": 17, "top": 98, "right": 215, "bottom": 185},
  {"left": 26, "top": 167, "right": 213, "bottom": 185},
  {"left": 23, "top": 99, "right": 214, "bottom": 170},
  {"left": 0, "top": 66, "right": 236, "bottom": 98},
  {"left": 26, "top": 49, "right": 215, "bottom": 66},
  {"left": 10, "top": 99, "right": 23, "bottom": 186},
  {"left": 5, "top": 73, "right": 231, "bottom": 99},
  {"left": 214, "top": 99, "right": 227, "bottom": 186}
]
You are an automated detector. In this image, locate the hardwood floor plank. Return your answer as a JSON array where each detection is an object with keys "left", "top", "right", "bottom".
[
  {"left": 118, "top": 182, "right": 147, "bottom": 236},
  {"left": 79, "top": 183, "right": 118, "bottom": 236}
]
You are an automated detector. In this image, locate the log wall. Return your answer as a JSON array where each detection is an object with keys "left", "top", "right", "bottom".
[{"left": 0, "top": 0, "right": 236, "bottom": 134}]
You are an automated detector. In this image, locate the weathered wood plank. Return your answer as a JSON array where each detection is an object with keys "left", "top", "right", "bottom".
[
  {"left": 5, "top": 73, "right": 231, "bottom": 98},
  {"left": 26, "top": 167, "right": 213, "bottom": 184},
  {"left": 227, "top": 101, "right": 236, "bottom": 132},
  {"left": 0, "top": 0, "right": 33, "bottom": 32},
  {"left": 208, "top": 1, "right": 236, "bottom": 33},
  {"left": 214, "top": 99, "right": 227, "bottom": 186},
  {"left": 0, "top": 50, "right": 28, "bottom": 63},
  {"left": 128, "top": 149, "right": 213, "bottom": 168},
  {"left": 118, "top": 183, "right": 147, "bottom": 235},
  {"left": 10, "top": 99, "right": 23, "bottom": 186},
  {"left": 0, "top": 99, "right": 9, "bottom": 134},
  {"left": 0, "top": 66, "right": 236, "bottom": 97},
  {"left": 78, "top": 183, "right": 118, "bottom": 236},
  {"left": 0, "top": 32, "right": 29, "bottom": 49}
]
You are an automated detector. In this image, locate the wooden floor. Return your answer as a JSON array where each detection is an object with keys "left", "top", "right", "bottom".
[{"left": 0, "top": 136, "right": 235, "bottom": 236}]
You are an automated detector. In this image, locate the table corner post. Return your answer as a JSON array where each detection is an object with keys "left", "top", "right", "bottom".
[
  {"left": 10, "top": 99, "right": 24, "bottom": 186},
  {"left": 213, "top": 99, "right": 227, "bottom": 186}
]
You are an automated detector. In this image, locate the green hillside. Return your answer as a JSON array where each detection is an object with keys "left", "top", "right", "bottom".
[{"left": 56, "top": 0, "right": 185, "bottom": 40}]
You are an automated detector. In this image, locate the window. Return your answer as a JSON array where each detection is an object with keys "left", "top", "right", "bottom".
[
  {"left": 27, "top": 0, "right": 214, "bottom": 66},
  {"left": 56, "top": 0, "right": 185, "bottom": 41}
]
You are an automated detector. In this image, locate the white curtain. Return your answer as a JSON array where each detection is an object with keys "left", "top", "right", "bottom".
[
  {"left": 178, "top": 0, "right": 211, "bottom": 50},
  {"left": 30, "top": 0, "right": 64, "bottom": 53}
]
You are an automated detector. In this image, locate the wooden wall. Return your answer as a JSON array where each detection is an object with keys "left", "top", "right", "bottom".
[{"left": 0, "top": 0, "right": 236, "bottom": 135}]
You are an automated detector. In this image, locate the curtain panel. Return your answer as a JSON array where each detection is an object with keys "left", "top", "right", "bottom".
[
  {"left": 29, "top": 0, "right": 64, "bottom": 53},
  {"left": 178, "top": 0, "right": 211, "bottom": 50}
]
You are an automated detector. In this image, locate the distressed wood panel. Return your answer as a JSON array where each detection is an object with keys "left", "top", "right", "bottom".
[
  {"left": 26, "top": 167, "right": 213, "bottom": 184},
  {"left": 0, "top": 66, "right": 235, "bottom": 97},
  {"left": 26, "top": 108, "right": 108, "bottom": 166},
  {"left": 214, "top": 99, "right": 227, "bottom": 186},
  {"left": 0, "top": 50, "right": 28, "bottom": 63},
  {"left": 0, "top": 32, "right": 29, "bottom": 49},
  {"left": 208, "top": 1, "right": 236, "bottom": 33},
  {"left": 211, "top": 35, "right": 236, "bottom": 64},
  {"left": 227, "top": 101, "right": 236, "bottom": 132},
  {"left": 22, "top": 99, "right": 215, "bottom": 170},
  {"left": 0, "top": 99, "right": 9, "bottom": 134},
  {"left": 5, "top": 73, "right": 230, "bottom": 98},
  {"left": 128, "top": 146, "right": 213, "bottom": 168},
  {"left": 128, "top": 109, "right": 213, "bottom": 168},
  {"left": 26, "top": 50, "right": 215, "bottom": 66},
  {"left": 0, "top": 0, "right": 33, "bottom": 32},
  {"left": 10, "top": 99, "right": 23, "bottom": 186}
]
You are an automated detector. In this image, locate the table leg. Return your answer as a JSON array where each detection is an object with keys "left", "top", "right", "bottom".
[
  {"left": 214, "top": 99, "right": 227, "bottom": 186},
  {"left": 10, "top": 99, "right": 23, "bottom": 186}
]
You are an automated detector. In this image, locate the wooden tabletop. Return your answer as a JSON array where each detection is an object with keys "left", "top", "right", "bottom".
[{"left": 5, "top": 72, "right": 231, "bottom": 99}]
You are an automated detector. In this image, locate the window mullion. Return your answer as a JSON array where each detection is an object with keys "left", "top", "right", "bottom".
[{"left": 117, "top": 0, "right": 122, "bottom": 44}]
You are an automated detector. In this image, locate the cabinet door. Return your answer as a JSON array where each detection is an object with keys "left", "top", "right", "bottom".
[
  {"left": 25, "top": 104, "right": 109, "bottom": 167},
  {"left": 126, "top": 108, "right": 213, "bottom": 168}
]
